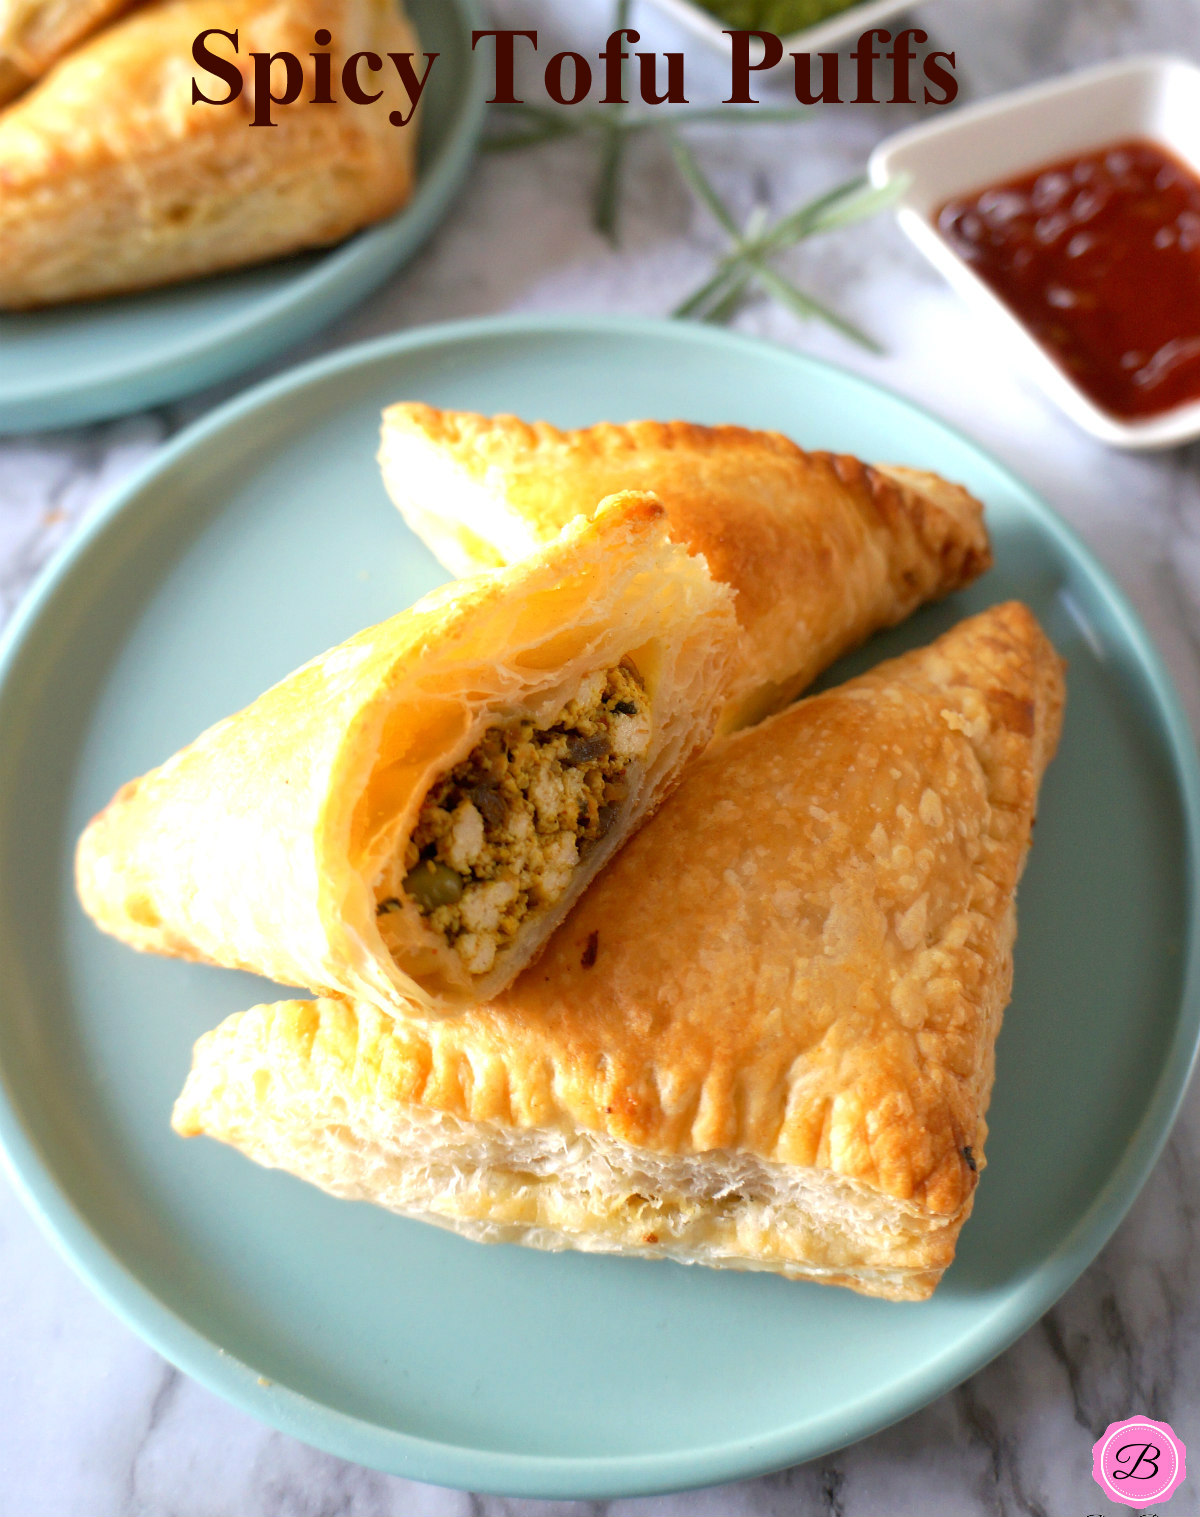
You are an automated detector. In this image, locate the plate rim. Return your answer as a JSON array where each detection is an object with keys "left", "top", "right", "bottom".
[
  {"left": 0, "top": 0, "right": 488, "bottom": 434},
  {"left": 1, "top": 313, "right": 1198, "bottom": 1498}
]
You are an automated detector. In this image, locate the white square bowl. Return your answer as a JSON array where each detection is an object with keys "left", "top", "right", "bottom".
[
  {"left": 643, "top": 0, "right": 921, "bottom": 58},
  {"left": 869, "top": 55, "right": 1200, "bottom": 450}
]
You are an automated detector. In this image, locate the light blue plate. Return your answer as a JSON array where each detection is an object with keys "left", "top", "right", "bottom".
[
  {"left": 0, "top": 317, "right": 1197, "bottom": 1499},
  {"left": 0, "top": 0, "right": 484, "bottom": 436}
]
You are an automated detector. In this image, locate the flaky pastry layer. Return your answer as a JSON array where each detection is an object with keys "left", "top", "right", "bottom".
[
  {"left": 175, "top": 997, "right": 963, "bottom": 1301},
  {"left": 378, "top": 406, "right": 993, "bottom": 731}
]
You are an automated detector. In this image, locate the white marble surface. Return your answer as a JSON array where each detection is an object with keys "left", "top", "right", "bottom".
[{"left": 4, "top": 0, "right": 1200, "bottom": 1511}]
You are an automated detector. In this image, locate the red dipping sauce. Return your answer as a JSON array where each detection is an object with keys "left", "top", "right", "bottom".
[{"left": 937, "top": 139, "right": 1200, "bottom": 421}]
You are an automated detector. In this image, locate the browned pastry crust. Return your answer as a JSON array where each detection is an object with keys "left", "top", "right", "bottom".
[
  {"left": 0, "top": 0, "right": 419, "bottom": 307},
  {"left": 378, "top": 406, "right": 993, "bottom": 731},
  {"left": 174, "top": 602, "right": 1065, "bottom": 1299},
  {"left": 0, "top": 0, "right": 137, "bottom": 104},
  {"left": 76, "top": 494, "right": 738, "bottom": 1014}
]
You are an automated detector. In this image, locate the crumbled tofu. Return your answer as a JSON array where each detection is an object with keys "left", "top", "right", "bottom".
[
  {"left": 443, "top": 800, "right": 484, "bottom": 873},
  {"left": 609, "top": 707, "right": 652, "bottom": 759},
  {"left": 541, "top": 832, "right": 579, "bottom": 898},
  {"left": 573, "top": 668, "right": 607, "bottom": 708},
  {"left": 376, "top": 663, "right": 650, "bottom": 976},
  {"left": 456, "top": 932, "right": 496, "bottom": 975},
  {"left": 528, "top": 766, "right": 567, "bottom": 828},
  {"left": 456, "top": 877, "right": 518, "bottom": 933}
]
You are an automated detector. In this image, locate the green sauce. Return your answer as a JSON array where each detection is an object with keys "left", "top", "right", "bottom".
[{"left": 694, "top": 0, "right": 865, "bottom": 31}]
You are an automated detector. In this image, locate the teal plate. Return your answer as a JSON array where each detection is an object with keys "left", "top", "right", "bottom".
[
  {"left": 0, "top": 317, "right": 1198, "bottom": 1499},
  {"left": 0, "top": 0, "right": 484, "bottom": 436}
]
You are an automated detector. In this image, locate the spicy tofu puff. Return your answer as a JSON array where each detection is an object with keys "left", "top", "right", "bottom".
[
  {"left": 0, "top": 0, "right": 420, "bottom": 308},
  {"left": 75, "top": 493, "right": 737, "bottom": 1015}
]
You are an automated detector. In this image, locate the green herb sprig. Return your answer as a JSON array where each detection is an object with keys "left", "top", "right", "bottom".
[
  {"left": 482, "top": 1, "right": 900, "bottom": 346},
  {"left": 485, "top": 102, "right": 813, "bottom": 239},
  {"left": 484, "top": 0, "right": 811, "bottom": 240},
  {"left": 668, "top": 134, "right": 901, "bottom": 346}
]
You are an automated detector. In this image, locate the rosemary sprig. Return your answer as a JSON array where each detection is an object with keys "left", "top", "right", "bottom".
[
  {"left": 668, "top": 133, "right": 902, "bottom": 347},
  {"left": 480, "top": 0, "right": 900, "bottom": 344},
  {"left": 485, "top": 102, "right": 812, "bottom": 246},
  {"left": 593, "top": 0, "right": 633, "bottom": 241}
]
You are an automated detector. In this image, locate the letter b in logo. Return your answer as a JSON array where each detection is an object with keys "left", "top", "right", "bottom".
[
  {"left": 1113, "top": 1441, "right": 1161, "bottom": 1481},
  {"left": 1093, "top": 1417, "right": 1186, "bottom": 1507}
]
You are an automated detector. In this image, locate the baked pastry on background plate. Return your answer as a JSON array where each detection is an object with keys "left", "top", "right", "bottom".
[
  {"left": 172, "top": 601, "right": 1065, "bottom": 1300},
  {"left": 76, "top": 494, "right": 737, "bottom": 1014},
  {"left": 0, "top": 0, "right": 419, "bottom": 307},
  {"left": 0, "top": 0, "right": 135, "bottom": 104},
  {"left": 378, "top": 405, "right": 993, "bottom": 732}
]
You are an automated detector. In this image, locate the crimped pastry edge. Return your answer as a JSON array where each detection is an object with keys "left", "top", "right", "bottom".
[{"left": 174, "top": 997, "right": 967, "bottom": 1302}]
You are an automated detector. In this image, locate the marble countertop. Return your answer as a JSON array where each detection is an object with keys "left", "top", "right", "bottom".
[{"left": 4, "top": 0, "right": 1200, "bottom": 1511}]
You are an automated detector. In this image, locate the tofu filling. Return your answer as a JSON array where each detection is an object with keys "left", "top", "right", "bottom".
[{"left": 375, "top": 663, "right": 651, "bottom": 978}]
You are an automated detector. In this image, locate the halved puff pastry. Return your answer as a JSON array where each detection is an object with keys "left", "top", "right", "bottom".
[
  {"left": 77, "top": 494, "right": 737, "bottom": 1013},
  {"left": 378, "top": 406, "right": 993, "bottom": 731},
  {"left": 0, "top": 0, "right": 136, "bottom": 105},
  {"left": 173, "top": 602, "right": 1065, "bottom": 1300},
  {"left": 0, "top": 0, "right": 418, "bottom": 307}
]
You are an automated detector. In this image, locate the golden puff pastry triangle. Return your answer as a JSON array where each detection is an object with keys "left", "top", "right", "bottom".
[
  {"left": 0, "top": 0, "right": 135, "bottom": 105},
  {"left": 0, "top": 0, "right": 419, "bottom": 307},
  {"left": 173, "top": 601, "right": 1065, "bottom": 1300},
  {"left": 378, "top": 405, "right": 993, "bottom": 732},
  {"left": 77, "top": 493, "right": 738, "bottom": 1014}
]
